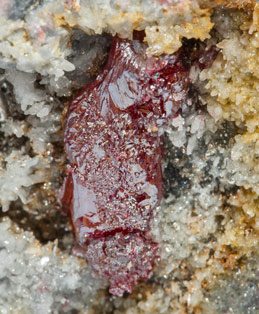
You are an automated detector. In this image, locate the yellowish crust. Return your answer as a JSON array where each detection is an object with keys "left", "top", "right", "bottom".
[{"left": 200, "top": 0, "right": 255, "bottom": 9}]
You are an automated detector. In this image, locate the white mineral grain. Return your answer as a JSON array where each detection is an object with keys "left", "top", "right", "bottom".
[{"left": 186, "top": 135, "right": 198, "bottom": 154}]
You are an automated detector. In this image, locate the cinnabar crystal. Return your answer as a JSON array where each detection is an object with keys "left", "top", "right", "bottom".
[{"left": 61, "top": 35, "right": 217, "bottom": 296}]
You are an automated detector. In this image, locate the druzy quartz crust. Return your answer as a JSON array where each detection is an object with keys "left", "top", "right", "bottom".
[{"left": 61, "top": 35, "right": 217, "bottom": 296}]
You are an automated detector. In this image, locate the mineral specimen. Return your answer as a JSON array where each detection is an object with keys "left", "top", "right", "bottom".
[
  {"left": 1, "top": 1, "right": 259, "bottom": 313},
  {"left": 61, "top": 34, "right": 217, "bottom": 296}
]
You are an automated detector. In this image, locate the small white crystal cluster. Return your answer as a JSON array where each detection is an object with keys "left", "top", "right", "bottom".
[
  {"left": 0, "top": 150, "right": 44, "bottom": 212},
  {"left": 0, "top": 3, "right": 74, "bottom": 80},
  {"left": 0, "top": 217, "right": 104, "bottom": 314},
  {"left": 5, "top": 70, "right": 52, "bottom": 118}
]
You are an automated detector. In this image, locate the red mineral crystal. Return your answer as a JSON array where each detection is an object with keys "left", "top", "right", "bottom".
[{"left": 61, "top": 34, "right": 217, "bottom": 296}]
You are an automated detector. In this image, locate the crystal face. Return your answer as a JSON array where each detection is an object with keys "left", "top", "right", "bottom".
[{"left": 61, "top": 35, "right": 217, "bottom": 296}]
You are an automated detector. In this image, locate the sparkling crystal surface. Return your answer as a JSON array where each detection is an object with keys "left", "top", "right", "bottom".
[{"left": 62, "top": 35, "right": 217, "bottom": 296}]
